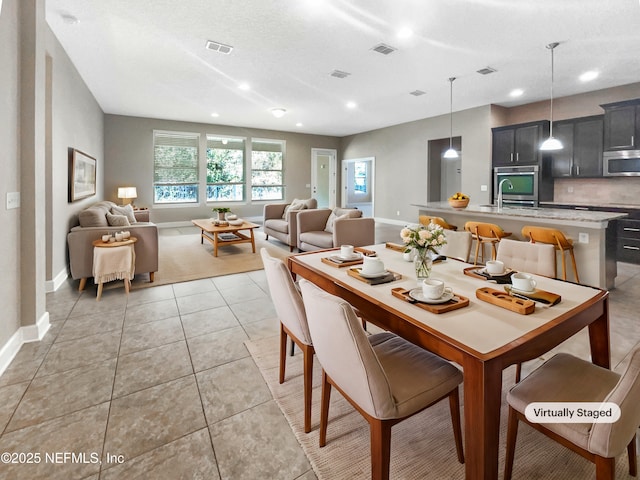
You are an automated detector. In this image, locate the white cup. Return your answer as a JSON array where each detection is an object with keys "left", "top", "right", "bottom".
[
  {"left": 403, "top": 249, "right": 416, "bottom": 262},
  {"left": 108, "top": 237, "right": 116, "bottom": 243},
  {"left": 361, "top": 256, "right": 384, "bottom": 275},
  {"left": 341, "top": 244, "right": 355, "bottom": 258},
  {"left": 511, "top": 272, "right": 537, "bottom": 292},
  {"left": 422, "top": 278, "right": 453, "bottom": 300},
  {"left": 115, "top": 232, "right": 124, "bottom": 241},
  {"left": 102, "top": 234, "right": 111, "bottom": 242},
  {"left": 122, "top": 231, "right": 131, "bottom": 239},
  {"left": 485, "top": 260, "right": 505, "bottom": 275}
]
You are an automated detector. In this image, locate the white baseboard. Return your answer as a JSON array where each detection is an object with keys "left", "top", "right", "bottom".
[
  {"left": 46, "top": 268, "right": 68, "bottom": 293},
  {"left": 0, "top": 311, "right": 50, "bottom": 378},
  {"left": 374, "top": 217, "right": 411, "bottom": 226}
]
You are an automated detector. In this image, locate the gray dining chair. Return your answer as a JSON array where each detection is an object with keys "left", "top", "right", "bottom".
[
  {"left": 504, "top": 348, "right": 640, "bottom": 480},
  {"left": 260, "top": 248, "right": 314, "bottom": 433},
  {"left": 299, "top": 279, "right": 464, "bottom": 480}
]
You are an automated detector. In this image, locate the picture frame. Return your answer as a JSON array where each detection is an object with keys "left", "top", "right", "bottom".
[{"left": 69, "top": 148, "right": 97, "bottom": 202}]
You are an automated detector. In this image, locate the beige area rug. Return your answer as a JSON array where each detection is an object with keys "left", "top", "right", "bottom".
[
  {"left": 246, "top": 335, "right": 636, "bottom": 480},
  {"left": 131, "top": 227, "right": 291, "bottom": 289}
]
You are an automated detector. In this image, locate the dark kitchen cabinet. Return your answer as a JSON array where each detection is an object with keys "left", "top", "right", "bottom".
[
  {"left": 492, "top": 121, "right": 549, "bottom": 167},
  {"left": 617, "top": 219, "right": 640, "bottom": 264},
  {"left": 601, "top": 99, "right": 640, "bottom": 151},
  {"left": 551, "top": 115, "right": 603, "bottom": 177}
]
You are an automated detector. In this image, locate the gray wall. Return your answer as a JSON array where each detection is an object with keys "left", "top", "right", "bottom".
[
  {"left": 0, "top": 0, "right": 22, "bottom": 349},
  {"left": 340, "top": 105, "right": 494, "bottom": 223},
  {"left": 104, "top": 115, "right": 341, "bottom": 223}
]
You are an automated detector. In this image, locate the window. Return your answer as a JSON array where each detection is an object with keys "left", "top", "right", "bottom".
[
  {"left": 354, "top": 161, "right": 367, "bottom": 194},
  {"left": 153, "top": 131, "right": 199, "bottom": 204},
  {"left": 206, "top": 136, "right": 245, "bottom": 202},
  {"left": 251, "top": 139, "right": 284, "bottom": 200}
]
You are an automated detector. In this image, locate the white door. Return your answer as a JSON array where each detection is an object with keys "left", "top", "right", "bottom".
[
  {"left": 311, "top": 148, "right": 337, "bottom": 208},
  {"left": 341, "top": 157, "right": 374, "bottom": 217}
]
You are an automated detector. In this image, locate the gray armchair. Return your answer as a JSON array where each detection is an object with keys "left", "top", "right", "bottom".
[
  {"left": 296, "top": 207, "right": 375, "bottom": 252},
  {"left": 263, "top": 198, "right": 317, "bottom": 251}
]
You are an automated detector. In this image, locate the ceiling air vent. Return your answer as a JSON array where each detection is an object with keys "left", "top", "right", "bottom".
[
  {"left": 371, "top": 43, "right": 397, "bottom": 55},
  {"left": 409, "top": 90, "right": 426, "bottom": 96},
  {"left": 205, "top": 40, "right": 233, "bottom": 55},
  {"left": 330, "top": 70, "right": 351, "bottom": 79},
  {"left": 477, "top": 66, "right": 497, "bottom": 75}
]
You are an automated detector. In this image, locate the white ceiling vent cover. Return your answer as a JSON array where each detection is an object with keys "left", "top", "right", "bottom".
[
  {"left": 477, "top": 66, "right": 497, "bottom": 75},
  {"left": 330, "top": 70, "right": 351, "bottom": 78},
  {"left": 371, "top": 43, "right": 397, "bottom": 55},
  {"left": 409, "top": 90, "right": 426, "bottom": 96},
  {"left": 206, "top": 40, "right": 233, "bottom": 55}
]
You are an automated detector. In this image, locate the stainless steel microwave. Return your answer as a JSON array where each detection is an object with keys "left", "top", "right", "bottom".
[
  {"left": 493, "top": 165, "right": 539, "bottom": 206},
  {"left": 603, "top": 150, "right": 640, "bottom": 176}
]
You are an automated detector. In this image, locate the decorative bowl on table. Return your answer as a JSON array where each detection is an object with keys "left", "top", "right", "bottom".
[
  {"left": 448, "top": 193, "right": 469, "bottom": 209},
  {"left": 228, "top": 219, "right": 243, "bottom": 226}
]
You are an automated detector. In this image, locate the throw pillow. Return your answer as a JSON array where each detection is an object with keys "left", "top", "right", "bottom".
[
  {"left": 111, "top": 204, "right": 137, "bottom": 224},
  {"left": 282, "top": 199, "right": 307, "bottom": 219},
  {"left": 106, "top": 212, "right": 131, "bottom": 227},
  {"left": 324, "top": 208, "right": 362, "bottom": 233},
  {"left": 324, "top": 213, "right": 349, "bottom": 233}
]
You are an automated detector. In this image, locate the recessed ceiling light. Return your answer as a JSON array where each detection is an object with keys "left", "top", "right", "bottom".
[
  {"left": 346, "top": 101, "right": 357, "bottom": 109},
  {"left": 61, "top": 13, "right": 79, "bottom": 24},
  {"left": 211, "top": 112, "right": 220, "bottom": 117},
  {"left": 238, "top": 82, "right": 250, "bottom": 91},
  {"left": 271, "top": 108, "right": 287, "bottom": 118},
  {"left": 296, "top": 122, "right": 303, "bottom": 127},
  {"left": 409, "top": 90, "right": 426, "bottom": 96},
  {"left": 397, "top": 27, "right": 413, "bottom": 39},
  {"left": 205, "top": 40, "right": 233, "bottom": 55},
  {"left": 509, "top": 89, "right": 524, "bottom": 97},
  {"left": 579, "top": 70, "right": 599, "bottom": 82}
]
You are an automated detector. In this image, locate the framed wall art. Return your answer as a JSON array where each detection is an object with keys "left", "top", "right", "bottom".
[{"left": 69, "top": 148, "right": 96, "bottom": 202}]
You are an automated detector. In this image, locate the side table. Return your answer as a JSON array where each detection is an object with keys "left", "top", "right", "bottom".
[{"left": 91, "top": 237, "right": 137, "bottom": 300}]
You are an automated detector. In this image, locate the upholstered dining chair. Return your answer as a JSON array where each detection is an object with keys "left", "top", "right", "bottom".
[
  {"left": 464, "top": 221, "right": 512, "bottom": 265},
  {"left": 496, "top": 238, "right": 556, "bottom": 278},
  {"left": 521, "top": 225, "right": 580, "bottom": 282},
  {"left": 439, "top": 230, "right": 472, "bottom": 262},
  {"left": 504, "top": 348, "right": 640, "bottom": 480},
  {"left": 260, "top": 248, "right": 314, "bottom": 433},
  {"left": 299, "top": 279, "right": 465, "bottom": 480}
]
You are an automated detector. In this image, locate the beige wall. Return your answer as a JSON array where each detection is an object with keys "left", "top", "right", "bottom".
[{"left": 104, "top": 115, "right": 341, "bottom": 224}]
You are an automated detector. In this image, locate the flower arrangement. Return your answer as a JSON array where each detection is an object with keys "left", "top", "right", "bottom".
[{"left": 400, "top": 223, "right": 447, "bottom": 278}]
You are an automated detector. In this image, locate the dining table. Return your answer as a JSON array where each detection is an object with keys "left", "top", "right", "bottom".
[{"left": 287, "top": 244, "right": 610, "bottom": 480}]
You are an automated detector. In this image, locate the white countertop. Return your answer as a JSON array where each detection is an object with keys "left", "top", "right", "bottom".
[{"left": 414, "top": 202, "right": 628, "bottom": 228}]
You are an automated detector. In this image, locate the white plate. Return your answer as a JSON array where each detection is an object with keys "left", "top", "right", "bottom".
[
  {"left": 509, "top": 286, "right": 536, "bottom": 295},
  {"left": 480, "top": 267, "right": 512, "bottom": 277},
  {"left": 408, "top": 289, "right": 454, "bottom": 304},
  {"left": 337, "top": 252, "right": 362, "bottom": 261},
  {"left": 358, "top": 270, "right": 389, "bottom": 279}
]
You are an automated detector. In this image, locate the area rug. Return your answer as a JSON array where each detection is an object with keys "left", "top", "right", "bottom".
[
  {"left": 131, "top": 227, "right": 291, "bottom": 289},
  {"left": 246, "top": 335, "right": 636, "bottom": 480}
]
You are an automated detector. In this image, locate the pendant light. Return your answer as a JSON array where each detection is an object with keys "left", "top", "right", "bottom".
[
  {"left": 443, "top": 77, "right": 459, "bottom": 159},
  {"left": 540, "top": 42, "right": 563, "bottom": 151}
]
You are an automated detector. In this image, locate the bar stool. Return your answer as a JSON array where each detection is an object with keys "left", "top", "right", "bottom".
[
  {"left": 419, "top": 215, "right": 458, "bottom": 230},
  {"left": 521, "top": 226, "right": 579, "bottom": 282},
  {"left": 464, "top": 221, "right": 512, "bottom": 265}
]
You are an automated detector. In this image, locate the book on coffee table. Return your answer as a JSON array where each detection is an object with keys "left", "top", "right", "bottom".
[{"left": 218, "top": 233, "right": 240, "bottom": 241}]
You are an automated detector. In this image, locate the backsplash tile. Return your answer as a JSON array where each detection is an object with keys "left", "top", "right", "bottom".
[{"left": 554, "top": 177, "right": 640, "bottom": 207}]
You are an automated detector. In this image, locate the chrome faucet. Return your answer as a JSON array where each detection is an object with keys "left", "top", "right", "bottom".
[{"left": 497, "top": 178, "right": 513, "bottom": 209}]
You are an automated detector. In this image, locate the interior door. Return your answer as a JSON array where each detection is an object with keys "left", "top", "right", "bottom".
[
  {"left": 342, "top": 157, "right": 374, "bottom": 217},
  {"left": 311, "top": 148, "right": 337, "bottom": 208}
]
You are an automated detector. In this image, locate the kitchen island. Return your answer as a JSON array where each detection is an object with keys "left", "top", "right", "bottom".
[{"left": 414, "top": 202, "right": 628, "bottom": 289}]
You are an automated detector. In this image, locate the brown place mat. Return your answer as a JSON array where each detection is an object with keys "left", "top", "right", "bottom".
[
  {"left": 504, "top": 285, "right": 561, "bottom": 306},
  {"left": 391, "top": 287, "right": 469, "bottom": 314},
  {"left": 354, "top": 247, "right": 377, "bottom": 257},
  {"left": 463, "top": 266, "right": 516, "bottom": 284},
  {"left": 475, "top": 287, "right": 535, "bottom": 315},
  {"left": 385, "top": 242, "right": 406, "bottom": 252},
  {"left": 347, "top": 268, "right": 401, "bottom": 285},
  {"left": 321, "top": 256, "right": 364, "bottom": 268}
]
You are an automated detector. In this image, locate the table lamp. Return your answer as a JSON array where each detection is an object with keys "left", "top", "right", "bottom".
[{"left": 118, "top": 187, "right": 137, "bottom": 207}]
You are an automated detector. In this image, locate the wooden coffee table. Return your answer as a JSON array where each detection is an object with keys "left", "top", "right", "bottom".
[{"left": 191, "top": 219, "right": 259, "bottom": 257}]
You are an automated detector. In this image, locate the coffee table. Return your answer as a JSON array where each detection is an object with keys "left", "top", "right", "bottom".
[{"left": 191, "top": 219, "right": 259, "bottom": 257}]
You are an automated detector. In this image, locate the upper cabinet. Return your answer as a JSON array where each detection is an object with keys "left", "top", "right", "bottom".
[
  {"left": 601, "top": 99, "right": 640, "bottom": 151},
  {"left": 492, "top": 121, "right": 549, "bottom": 167},
  {"left": 551, "top": 115, "right": 603, "bottom": 177}
]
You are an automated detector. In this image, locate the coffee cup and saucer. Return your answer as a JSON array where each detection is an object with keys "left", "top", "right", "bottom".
[
  {"left": 510, "top": 272, "right": 537, "bottom": 293},
  {"left": 337, "top": 244, "right": 362, "bottom": 261},
  {"left": 409, "top": 278, "right": 454, "bottom": 304},
  {"left": 483, "top": 260, "right": 507, "bottom": 276},
  {"left": 358, "top": 256, "right": 387, "bottom": 278}
]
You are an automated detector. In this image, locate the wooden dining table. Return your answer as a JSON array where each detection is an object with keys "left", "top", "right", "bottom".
[{"left": 287, "top": 244, "right": 610, "bottom": 480}]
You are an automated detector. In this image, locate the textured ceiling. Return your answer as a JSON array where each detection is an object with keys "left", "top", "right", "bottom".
[{"left": 46, "top": 0, "right": 640, "bottom": 137}]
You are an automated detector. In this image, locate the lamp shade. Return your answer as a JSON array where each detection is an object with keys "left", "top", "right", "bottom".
[
  {"left": 443, "top": 148, "right": 459, "bottom": 159},
  {"left": 540, "top": 136, "right": 563, "bottom": 151},
  {"left": 118, "top": 187, "right": 137, "bottom": 199}
]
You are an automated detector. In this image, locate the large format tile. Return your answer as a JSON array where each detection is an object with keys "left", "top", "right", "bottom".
[
  {"left": 126, "top": 284, "right": 175, "bottom": 307},
  {"left": 6, "top": 359, "right": 116, "bottom": 433},
  {"left": 196, "top": 357, "right": 272, "bottom": 424},
  {"left": 36, "top": 330, "right": 121, "bottom": 378},
  {"left": 100, "top": 428, "right": 219, "bottom": 480},
  {"left": 186, "top": 326, "right": 249, "bottom": 372},
  {"left": 180, "top": 306, "right": 240, "bottom": 339},
  {"left": 113, "top": 341, "right": 192, "bottom": 398},
  {"left": 210, "top": 400, "right": 310, "bottom": 480},
  {"left": 0, "top": 342, "right": 51, "bottom": 387},
  {"left": 229, "top": 298, "right": 277, "bottom": 325},
  {"left": 68, "top": 291, "right": 127, "bottom": 318},
  {"left": 211, "top": 272, "right": 256, "bottom": 290},
  {"left": 0, "top": 403, "right": 109, "bottom": 480},
  {"left": 119, "top": 316, "right": 184, "bottom": 355},
  {"left": 172, "top": 278, "right": 216, "bottom": 298},
  {"left": 104, "top": 376, "right": 206, "bottom": 461},
  {"left": 124, "top": 298, "right": 179, "bottom": 326},
  {"left": 55, "top": 311, "right": 124, "bottom": 343},
  {"left": 217, "top": 284, "right": 269, "bottom": 305},
  {"left": 0, "top": 381, "right": 30, "bottom": 433},
  {"left": 241, "top": 316, "right": 280, "bottom": 340},
  {"left": 175, "top": 290, "right": 227, "bottom": 316}
]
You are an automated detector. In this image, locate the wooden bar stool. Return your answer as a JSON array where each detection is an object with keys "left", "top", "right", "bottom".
[
  {"left": 464, "top": 221, "right": 512, "bottom": 265},
  {"left": 419, "top": 215, "right": 458, "bottom": 230},
  {"left": 521, "top": 226, "right": 579, "bottom": 283}
]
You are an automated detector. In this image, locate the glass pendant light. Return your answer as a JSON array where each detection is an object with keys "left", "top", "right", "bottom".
[
  {"left": 540, "top": 42, "right": 563, "bottom": 151},
  {"left": 443, "top": 77, "right": 459, "bottom": 159}
]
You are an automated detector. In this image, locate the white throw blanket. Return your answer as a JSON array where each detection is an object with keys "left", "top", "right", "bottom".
[{"left": 93, "top": 245, "right": 136, "bottom": 284}]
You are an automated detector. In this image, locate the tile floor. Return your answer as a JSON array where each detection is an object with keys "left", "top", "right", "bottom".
[{"left": 1, "top": 224, "right": 639, "bottom": 480}]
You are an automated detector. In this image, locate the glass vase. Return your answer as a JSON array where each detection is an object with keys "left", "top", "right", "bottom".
[{"left": 414, "top": 248, "right": 433, "bottom": 279}]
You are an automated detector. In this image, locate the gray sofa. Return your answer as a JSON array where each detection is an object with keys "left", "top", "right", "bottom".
[
  {"left": 67, "top": 201, "right": 158, "bottom": 290},
  {"left": 263, "top": 198, "right": 318, "bottom": 251}
]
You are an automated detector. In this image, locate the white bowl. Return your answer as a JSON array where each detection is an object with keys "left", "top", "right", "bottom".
[
  {"left": 226, "top": 214, "right": 238, "bottom": 220},
  {"left": 228, "top": 219, "right": 243, "bottom": 226}
]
